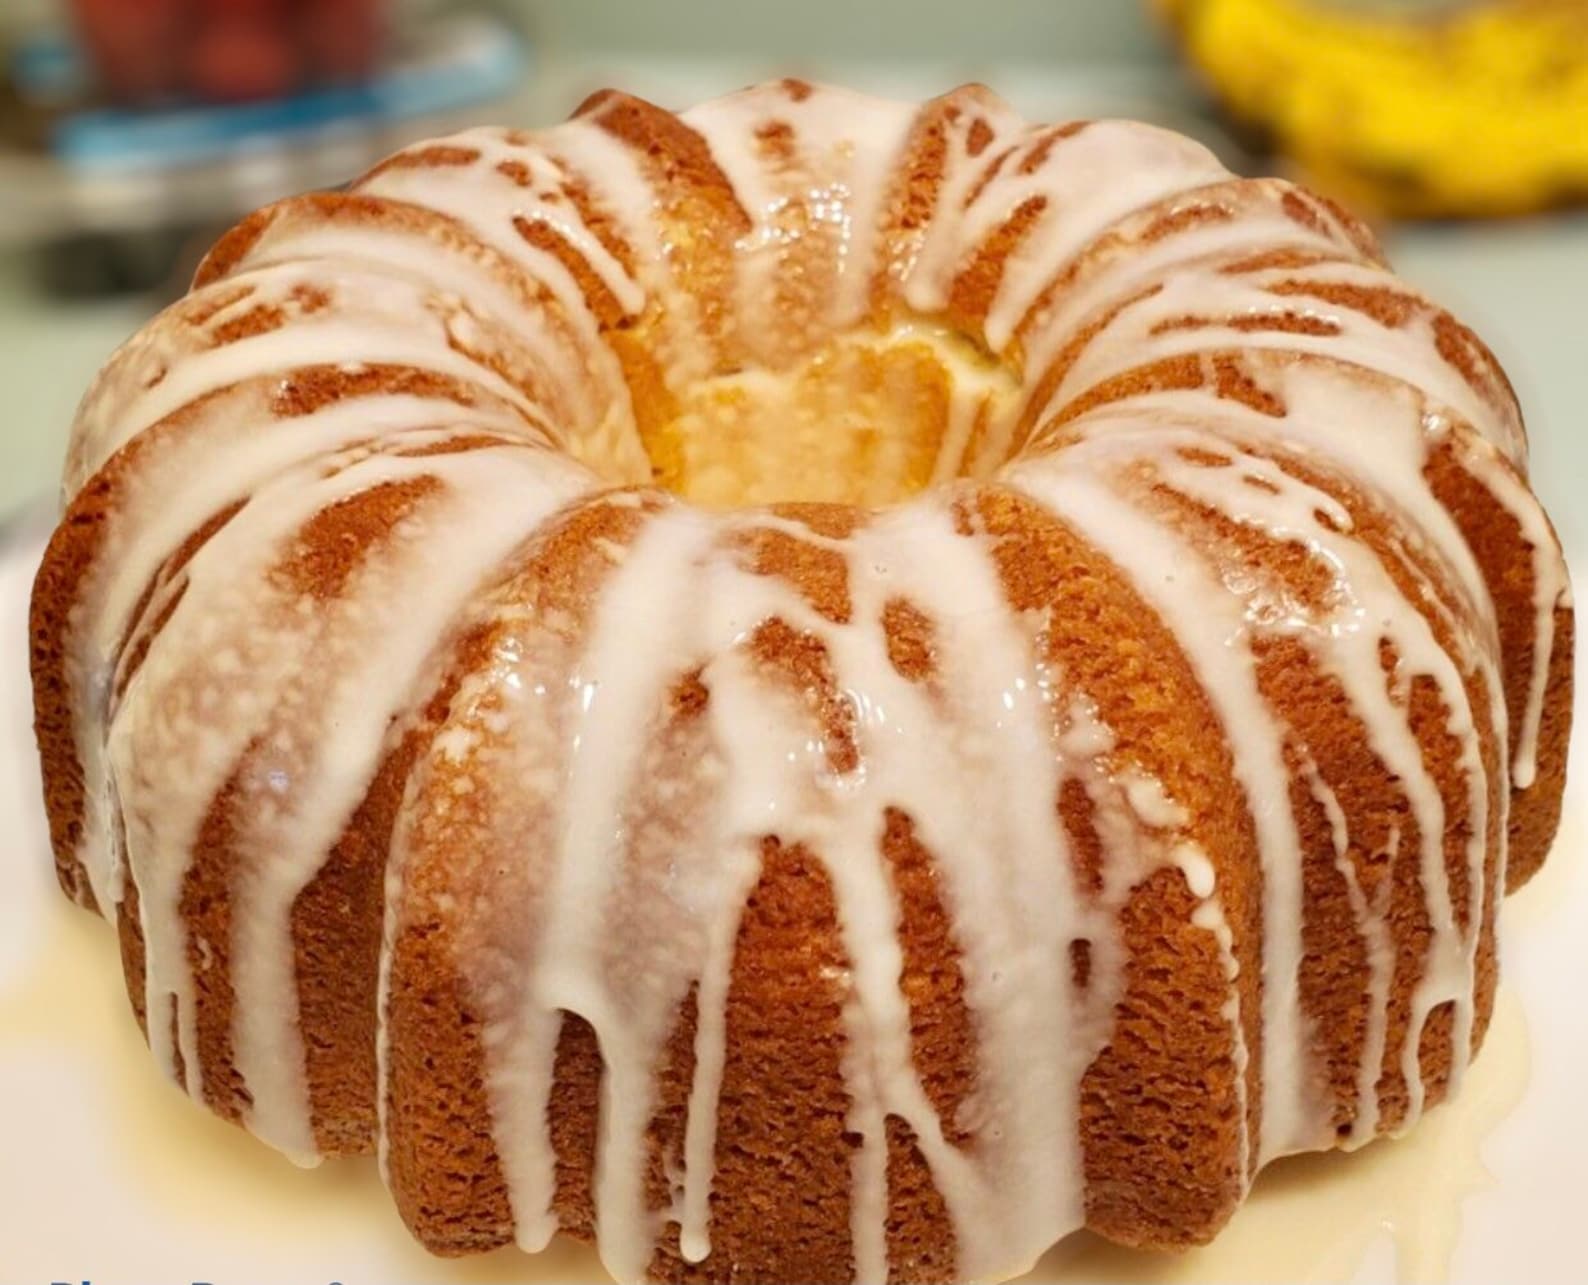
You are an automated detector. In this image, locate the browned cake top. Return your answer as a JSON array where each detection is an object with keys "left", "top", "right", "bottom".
[{"left": 30, "top": 79, "right": 1572, "bottom": 1285}]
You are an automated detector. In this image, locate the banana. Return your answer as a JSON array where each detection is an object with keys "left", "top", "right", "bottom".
[{"left": 1156, "top": 0, "right": 1588, "bottom": 217}]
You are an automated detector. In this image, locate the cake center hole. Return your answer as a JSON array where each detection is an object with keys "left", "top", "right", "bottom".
[{"left": 613, "top": 322, "right": 1023, "bottom": 509}]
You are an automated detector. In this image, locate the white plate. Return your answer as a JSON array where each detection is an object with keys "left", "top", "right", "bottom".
[{"left": 3, "top": 528, "right": 1583, "bottom": 1285}]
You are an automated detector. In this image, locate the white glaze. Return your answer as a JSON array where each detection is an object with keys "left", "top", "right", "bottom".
[{"left": 37, "top": 79, "right": 1571, "bottom": 1285}]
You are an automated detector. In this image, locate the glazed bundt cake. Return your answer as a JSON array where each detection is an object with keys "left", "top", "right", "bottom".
[{"left": 30, "top": 80, "right": 1574, "bottom": 1284}]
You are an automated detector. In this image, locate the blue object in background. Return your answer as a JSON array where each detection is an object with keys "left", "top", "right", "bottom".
[{"left": 12, "top": 14, "right": 527, "bottom": 175}]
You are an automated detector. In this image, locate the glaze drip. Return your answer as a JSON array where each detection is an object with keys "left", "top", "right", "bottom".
[{"left": 30, "top": 79, "right": 1571, "bottom": 1285}]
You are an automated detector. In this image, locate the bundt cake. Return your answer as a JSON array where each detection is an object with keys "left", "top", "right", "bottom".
[{"left": 29, "top": 80, "right": 1574, "bottom": 1284}]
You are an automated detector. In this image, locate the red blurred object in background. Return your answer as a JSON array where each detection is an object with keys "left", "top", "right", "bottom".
[
  {"left": 71, "top": 0, "right": 388, "bottom": 104},
  {"left": 301, "top": 0, "right": 387, "bottom": 83},
  {"left": 188, "top": 13, "right": 300, "bottom": 103}
]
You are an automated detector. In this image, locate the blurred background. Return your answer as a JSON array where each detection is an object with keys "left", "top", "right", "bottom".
[{"left": 0, "top": 0, "right": 1583, "bottom": 553}]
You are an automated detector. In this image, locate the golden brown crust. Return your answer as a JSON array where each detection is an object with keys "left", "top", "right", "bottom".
[
  {"left": 1124, "top": 412, "right": 1509, "bottom": 1132},
  {"left": 1283, "top": 729, "right": 1375, "bottom": 1134},
  {"left": 1081, "top": 865, "right": 1244, "bottom": 1247},
  {"left": 880, "top": 808, "right": 977, "bottom": 1151},
  {"left": 194, "top": 195, "right": 606, "bottom": 421},
  {"left": 885, "top": 1116, "right": 957, "bottom": 1284},
  {"left": 580, "top": 92, "right": 749, "bottom": 364},
  {"left": 943, "top": 195, "right": 1048, "bottom": 338},
  {"left": 292, "top": 725, "right": 416, "bottom": 1156},
  {"left": 972, "top": 483, "right": 1261, "bottom": 1244},
  {"left": 31, "top": 83, "right": 1572, "bottom": 1285},
  {"left": 384, "top": 933, "right": 515, "bottom": 1254},
  {"left": 869, "top": 89, "right": 994, "bottom": 322},
  {"left": 648, "top": 839, "right": 859, "bottom": 1284},
  {"left": 550, "top": 1012, "right": 604, "bottom": 1240},
  {"left": 1423, "top": 440, "right": 1574, "bottom": 888},
  {"left": 382, "top": 495, "right": 655, "bottom": 1252},
  {"left": 183, "top": 760, "right": 255, "bottom": 1127},
  {"left": 1037, "top": 346, "right": 1569, "bottom": 903},
  {"left": 382, "top": 623, "right": 520, "bottom": 1253}
]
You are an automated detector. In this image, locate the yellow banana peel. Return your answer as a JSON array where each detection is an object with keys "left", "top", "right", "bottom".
[{"left": 1157, "top": 0, "right": 1588, "bottom": 217}]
